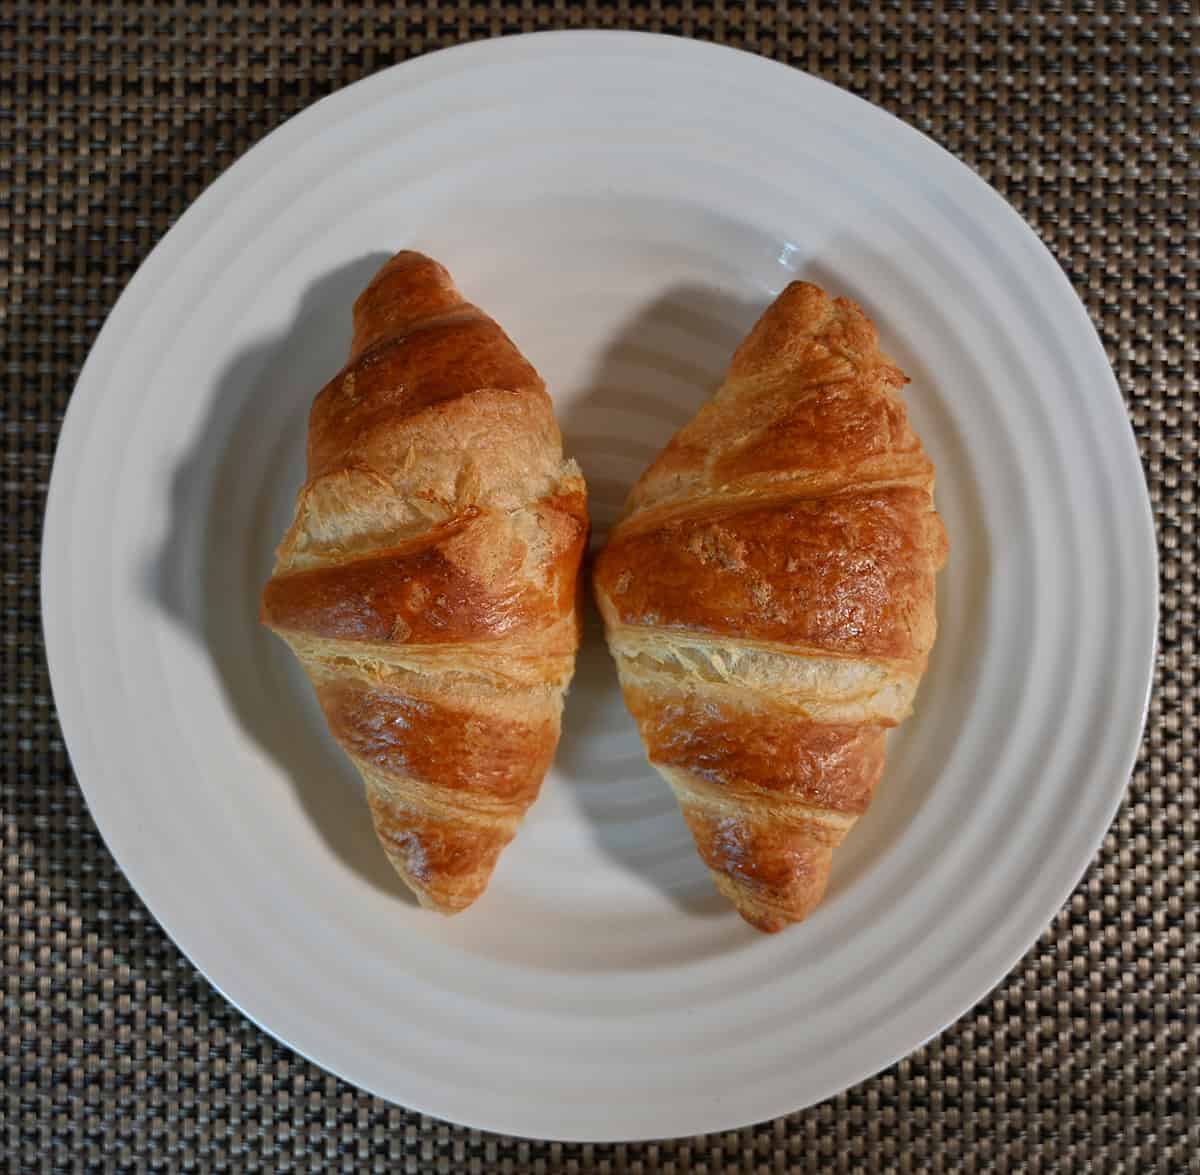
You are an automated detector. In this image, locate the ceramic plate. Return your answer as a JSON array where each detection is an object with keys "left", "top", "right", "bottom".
[{"left": 42, "top": 32, "right": 1157, "bottom": 1141}]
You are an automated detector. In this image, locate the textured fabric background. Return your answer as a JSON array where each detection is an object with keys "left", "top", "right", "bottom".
[{"left": 2, "top": 3, "right": 1195, "bottom": 1171}]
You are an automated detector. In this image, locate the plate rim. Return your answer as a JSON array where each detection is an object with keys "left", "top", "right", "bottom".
[{"left": 41, "top": 29, "right": 1159, "bottom": 1141}]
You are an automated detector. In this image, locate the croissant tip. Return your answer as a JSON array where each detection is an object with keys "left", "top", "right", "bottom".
[
  {"left": 710, "top": 872, "right": 823, "bottom": 935},
  {"left": 381, "top": 857, "right": 480, "bottom": 916},
  {"left": 413, "top": 891, "right": 471, "bottom": 916},
  {"left": 394, "top": 871, "right": 478, "bottom": 915},
  {"left": 734, "top": 906, "right": 795, "bottom": 935}
]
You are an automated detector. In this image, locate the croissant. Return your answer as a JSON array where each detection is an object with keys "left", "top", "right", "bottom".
[
  {"left": 593, "top": 282, "right": 947, "bottom": 932},
  {"left": 261, "top": 251, "right": 588, "bottom": 914}
]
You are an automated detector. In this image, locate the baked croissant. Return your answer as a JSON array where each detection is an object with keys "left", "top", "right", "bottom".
[
  {"left": 593, "top": 282, "right": 947, "bottom": 932},
  {"left": 261, "top": 251, "right": 588, "bottom": 914}
]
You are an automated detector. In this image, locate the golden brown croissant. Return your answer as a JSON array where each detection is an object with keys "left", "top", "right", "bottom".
[
  {"left": 261, "top": 251, "right": 588, "bottom": 914},
  {"left": 593, "top": 282, "right": 947, "bottom": 933}
]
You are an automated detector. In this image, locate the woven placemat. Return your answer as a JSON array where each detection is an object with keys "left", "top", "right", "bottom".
[{"left": 3, "top": 3, "right": 1195, "bottom": 1170}]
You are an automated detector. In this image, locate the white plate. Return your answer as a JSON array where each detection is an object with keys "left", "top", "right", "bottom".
[{"left": 43, "top": 32, "right": 1157, "bottom": 1141}]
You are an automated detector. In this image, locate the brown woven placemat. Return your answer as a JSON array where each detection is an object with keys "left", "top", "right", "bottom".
[{"left": 3, "top": 3, "right": 1195, "bottom": 1170}]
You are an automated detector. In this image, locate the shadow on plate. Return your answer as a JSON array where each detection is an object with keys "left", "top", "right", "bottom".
[{"left": 555, "top": 282, "right": 762, "bottom": 918}]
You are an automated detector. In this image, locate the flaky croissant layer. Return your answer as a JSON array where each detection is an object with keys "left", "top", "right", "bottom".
[
  {"left": 262, "top": 252, "right": 587, "bottom": 914},
  {"left": 594, "top": 281, "right": 947, "bottom": 933}
]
